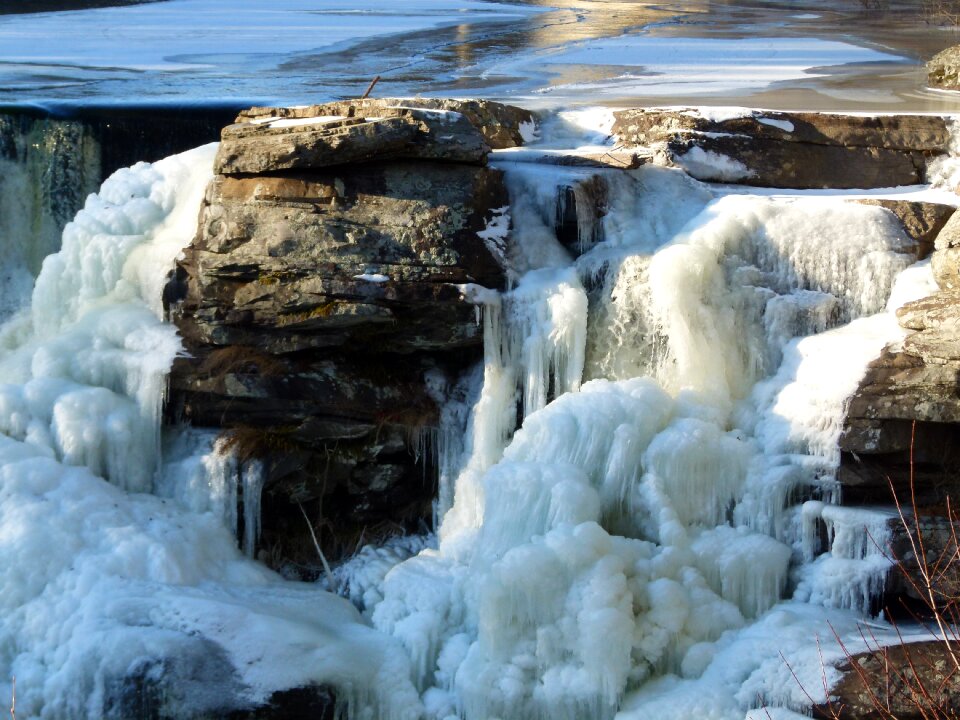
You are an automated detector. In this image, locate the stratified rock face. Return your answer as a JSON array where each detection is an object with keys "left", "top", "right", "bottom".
[
  {"left": 236, "top": 98, "right": 538, "bottom": 150},
  {"left": 931, "top": 209, "right": 960, "bottom": 290},
  {"left": 175, "top": 164, "right": 505, "bottom": 353},
  {"left": 928, "top": 44, "right": 960, "bottom": 91},
  {"left": 168, "top": 100, "right": 512, "bottom": 567},
  {"left": 612, "top": 109, "right": 950, "bottom": 188},
  {"left": 214, "top": 108, "right": 489, "bottom": 175}
]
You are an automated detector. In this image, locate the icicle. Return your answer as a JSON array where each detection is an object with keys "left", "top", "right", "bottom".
[{"left": 241, "top": 460, "right": 265, "bottom": 559}]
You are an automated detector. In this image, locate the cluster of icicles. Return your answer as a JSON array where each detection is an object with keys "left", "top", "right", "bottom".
[{"left": 0, "top": 124, "right": 943, "bottom": 720}]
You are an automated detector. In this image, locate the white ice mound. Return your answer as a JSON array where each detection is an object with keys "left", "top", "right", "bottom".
[
  {"left": 0, "top": 145, "right": 422, "bottom": 720},
  {"left": 375, "top": 378, "right": 790, "bottom": 720}
]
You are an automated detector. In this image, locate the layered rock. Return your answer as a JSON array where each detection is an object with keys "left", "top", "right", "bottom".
[
  {"left": 166, "top": 99, "right": 527, "bottom": 567},
  {"left": 841, "top": 206, "right": 960, "bottom": 506},
  {"left": 841, "top": 195, "right": 960, "bottom": 615},
  {"left": 612, "top": 108, "right": 950, "bottom": 188},
  {"left": 236, "top": 98, "right": 537, "bottom": 150},
  {"left": 214, "top": 108, "right": 489, "bottom": 175}
]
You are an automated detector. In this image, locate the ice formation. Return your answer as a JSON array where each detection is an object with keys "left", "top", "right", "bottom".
[
  {"left": 0, "top": 145, "right": 421, "bottom": 719},
  {"left": 0, "top": 110, "right": 952, "bottom": 720},
  {"left": 371, "top": 155, "right": 941, "bottom": 720}
]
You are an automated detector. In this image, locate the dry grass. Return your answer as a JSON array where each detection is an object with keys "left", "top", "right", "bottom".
[
  {"left": 198, "top": 345, "right": 287, "bottom": 378},
  {"left": 218, "top": 425, "right": 300, "bottom": 464}
]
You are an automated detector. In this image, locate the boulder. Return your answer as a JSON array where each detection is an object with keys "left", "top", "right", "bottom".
[
  {"left": 928, "top": 44, "right": 960, "bottom": 91},
  {"left": 612, "top": 108, "right": 950, "bottom": 188},
  {"left": 214, "top": 108, "right": 489, "bottom": 175},
  {"left": 813, "top": 641, "right": 960, "bottom": 719},
  {"left": 237, "top": 98, "right": 538, "bottom": 150}
]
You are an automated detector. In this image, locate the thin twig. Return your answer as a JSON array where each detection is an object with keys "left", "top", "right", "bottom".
[
  {"left": 297, "top": 502, "right": 336, "bottom": 589},
  {"left": 359, "top": 75, "right": 380, "bottom": 100}
]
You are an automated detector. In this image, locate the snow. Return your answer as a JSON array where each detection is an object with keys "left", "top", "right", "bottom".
[
  {"left": 518, "top": 119, "right": 540, "bottom": 143},
  {"left": 757, "top": 116, "right": 795, "bottom": 132},
  {"left": 354, "top": 273, "right": 391, "bottom": 283},
  {"left": 256, "top": 115, "right": 345, "bottom": 128},
  {"left": 675, "top": 147, "right": 756, "bottom": 182}
]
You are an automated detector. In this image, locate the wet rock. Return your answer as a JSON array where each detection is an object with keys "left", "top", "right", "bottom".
[
  {"left": 237, "top": 97, "right": 538, "bottom": 150},
  {"left": 813, "top": 641, "right": 960, "bottom": 719},
  {"left": 928, "top": 44, "right": 960, "bottom": 91},
  {"left": 612, "top": 108, "right": 949, "bottom": 188},
  {"left": 102, "top": 639, "right": 337, "bottom": 720}
]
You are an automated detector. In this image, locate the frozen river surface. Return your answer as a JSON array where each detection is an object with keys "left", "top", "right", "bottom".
[{"left": 3, "top": 0, "right": 960, "bottom": 112}]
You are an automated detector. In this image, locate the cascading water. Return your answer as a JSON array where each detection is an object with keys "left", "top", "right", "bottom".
[
  {"left": 0, "top": 114, "right": 101, "bottom": 319},
  {"left": 0, "top": 107, "right": 951, "bottom": 720},
  {"left": 370, "top": 141, "right": 942, "bottom": 719}
]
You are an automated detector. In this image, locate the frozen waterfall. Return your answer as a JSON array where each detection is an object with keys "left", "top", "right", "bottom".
[{"left": 0, "top": 110, "right": 949, "bottom": 720}]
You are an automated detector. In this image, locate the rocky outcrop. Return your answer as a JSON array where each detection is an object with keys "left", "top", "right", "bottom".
[
  {"left": 237, "top": 98, "right": 538, "bottom": 150},
  {"left": 928, "top": 45, "right": 960, "bottom": 91},
  {"left": 214, "top": 109, "right": 490, "bottom": 175},
  {"left": 841, "top": 204, "right": 960, "bottom": 506},
  {"left": 841, "top": 196, "right": 960, "bottom": 613},
  {"left": 166, "top": 99, "right": 527, "bottom": 567},
  {"left": 612, "top": 108, "right": 950, "bottom": 188},
  {"left": 813, "top": 641, "right": 960, "bottom": 719}
]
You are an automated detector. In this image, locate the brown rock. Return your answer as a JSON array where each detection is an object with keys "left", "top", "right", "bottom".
[
  {"left": 613, "top": 108, "right": 950, "bottom": 152},
  {"left": 237, "top": 97, "right": 538, "bottom": 150},
  {"left": 813, "top": 641, "right": 960, "bottom": 719},
  {"left": 167, "top": 148, "right": 509, "bottom": 566},
  {"left": 928, "top": 44, "right": 960, "bottom": 91},
  {"left": 174, "top": 163, "right": 506, "bottom": 353},
  {"left": 932, "top": 211, "right": 960, "bottom": 290},
  {"left": 611, "top": 108, "right": 950, "bottom": 189},
  {"left": 214, "top": 107, "right": 490, "bottom": 175}
]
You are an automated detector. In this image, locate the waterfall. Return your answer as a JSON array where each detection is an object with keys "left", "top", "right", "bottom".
[
  {"left": 371, "top": 161, "right": 938, "bottom": 720},
  {"left": 0, "top": 109, "right": 948, "bottom": 719},
  {"left": 0, "top": 144, "right": 423, "bottom": 720},
  {"left": 0, "top": 114, "right": 101, "bottom": 318}
]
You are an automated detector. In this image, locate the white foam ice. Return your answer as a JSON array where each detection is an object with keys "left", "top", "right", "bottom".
[
  {"left": 0, "top": 144, "right": 423, "bottom": 719},
  {"left": 375, "top": 161, "right": 936, "bottom": 720}
]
